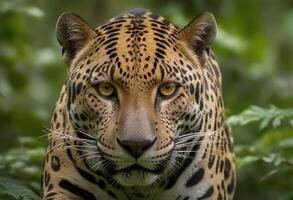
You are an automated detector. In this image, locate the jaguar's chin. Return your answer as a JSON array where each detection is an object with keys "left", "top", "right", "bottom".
[
  {"left": 114, "top": 170, "right": 159, "bottom": 187},
  {"left": 113, "top": 164, "right": 160, "bottom": 187}
]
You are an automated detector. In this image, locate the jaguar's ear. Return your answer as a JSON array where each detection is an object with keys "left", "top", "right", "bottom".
[
  {"left": 178, "top": 12, "right": 217, "bottom": 56},
  {"left": 56, "top": 12, "right": 96, "bottom": 65}
]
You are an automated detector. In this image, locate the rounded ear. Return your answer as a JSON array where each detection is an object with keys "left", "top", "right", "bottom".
[
  {"left": 56, "top": 12, "right": 96, "bottom": 65},
  {"left": 178, "top": 12, "right": 217, "bottom": 56}
]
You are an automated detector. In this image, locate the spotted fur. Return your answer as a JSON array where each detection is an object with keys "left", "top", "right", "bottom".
[{"left": 42, "top": 8, "right": 236, "bottom": 200}]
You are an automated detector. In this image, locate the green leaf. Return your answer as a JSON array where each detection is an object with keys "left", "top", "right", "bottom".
[
  {"left": 236, "top": 155, "right": 260, "bottom": 168},
  {"left": 21, "top": 6, "right": 44, "bottom": 18},
  {"left": 259, "top": 117, "right": 271, "bottom": 130},
  {"left": 278, "top": 138, "right": 293, "bottom": 148},
  {"left": 262, "top": 153, "right": 283, "bottom": 166},
  {"left": 216, "top": 27, "right": 247, "bottom": 52},
  {"left": 259, "top": 168, "right": 279, "bottom": 182}
]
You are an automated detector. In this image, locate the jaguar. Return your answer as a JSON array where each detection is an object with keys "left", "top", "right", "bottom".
[{"left": 41, "top": 8, "right": 236, "bottom": 200}]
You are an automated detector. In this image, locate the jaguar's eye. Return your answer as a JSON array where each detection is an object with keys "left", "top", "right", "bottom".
[
  {"left": 96, "top": 83, "right": 115, "bottom": 97},
  {"left": 158, "top": 82, "right": 178, "bottom": 98}
]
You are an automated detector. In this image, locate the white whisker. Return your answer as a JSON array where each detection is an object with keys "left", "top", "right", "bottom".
[{"left": 175, "top": 140, "right": 222, "bottom": 147}]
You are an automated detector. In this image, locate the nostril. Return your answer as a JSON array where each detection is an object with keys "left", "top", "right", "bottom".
[{"left": 117, "top": 137, "right": 156, "bottom": 158}]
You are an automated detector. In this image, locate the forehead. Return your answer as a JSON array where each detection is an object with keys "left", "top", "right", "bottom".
[{"left": 81, "top": 9, "right": 194, "bottom": 89}]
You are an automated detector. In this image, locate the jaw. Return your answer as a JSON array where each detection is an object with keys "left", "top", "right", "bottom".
[{"left": 114, "top": 170, "right": 159, "bottom": 187}]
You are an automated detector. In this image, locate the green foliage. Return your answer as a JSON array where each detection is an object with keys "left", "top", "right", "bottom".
[
  {"left": 0, "top": 137, "right": 43, "bottom": 179},
  {"left": 0, "top": 137, "right": 43, "bottom": 194},
  {"left": 229, "top": 106, "right": 293, "bottom": 199},
  {"left": 0, "top": 0, "right": 292, "bottom": 199},
  {"left": 0, "top": 177, "right": 40, "bottom": 200},
  {"left": 228, "top": 105, "right": 293, "bottom": 130},
  {"left": 0, "top": 0, "right": 44, "bottom": 18}
]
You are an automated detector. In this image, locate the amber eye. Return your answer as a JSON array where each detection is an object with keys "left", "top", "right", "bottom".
[
  {"left": 158, "top": 82, "right": 178, "bottom": 97},
  {"left": 97, "top": 83, "right": 115, "bottom": 97}
]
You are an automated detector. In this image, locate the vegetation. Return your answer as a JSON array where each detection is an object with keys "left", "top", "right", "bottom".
[{"left": 0, "top": 0, "right": 292, "bottom": 199}]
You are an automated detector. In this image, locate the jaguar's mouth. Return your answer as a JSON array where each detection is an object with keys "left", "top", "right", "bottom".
[
  {"left": 112, "top": 164, "right": 161, "bottom": 187},
  {"left": 114, "top": 164, "right": 159, "bottom": 175}
]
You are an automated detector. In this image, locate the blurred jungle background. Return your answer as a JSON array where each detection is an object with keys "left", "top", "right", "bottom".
[{"left": 0, "top": 0, "right": 292, "bottom": 199}]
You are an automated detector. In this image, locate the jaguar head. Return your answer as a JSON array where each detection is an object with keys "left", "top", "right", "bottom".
[{"left": 56, "top": 9, "right": 217, "bottom": 187}]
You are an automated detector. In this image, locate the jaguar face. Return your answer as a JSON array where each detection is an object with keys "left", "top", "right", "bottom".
[{"left": 56, "top": 9, "right": 216, "bottom": 187}]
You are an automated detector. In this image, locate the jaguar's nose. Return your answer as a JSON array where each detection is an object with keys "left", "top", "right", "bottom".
[{"left": 117, "top": 137, "right": 156, "bottom": 159}]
